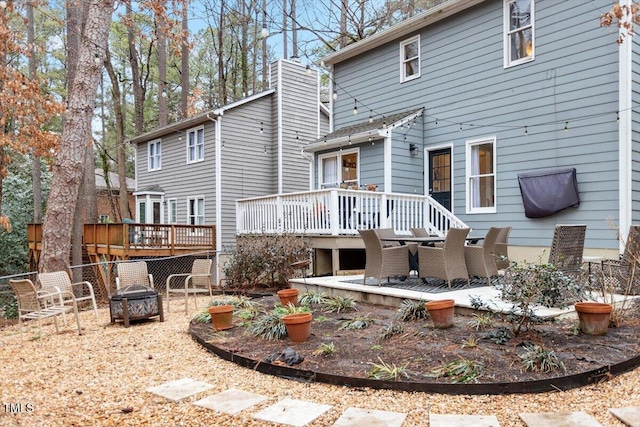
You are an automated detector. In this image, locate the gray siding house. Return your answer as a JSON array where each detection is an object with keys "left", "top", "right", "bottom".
[
  {"left": 308, "top": 0, "right": 639, "bottom": 260},
  {"left": 129, "top": 59, "right": 327, "bottom": 279}
]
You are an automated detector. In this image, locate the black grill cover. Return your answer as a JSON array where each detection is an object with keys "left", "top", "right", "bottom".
[
  {"left": 517, "top": 168, "right": 579, "bottom": 218},
  {"left": 111, "top": 284, "right": 157, "bottom": 301}
]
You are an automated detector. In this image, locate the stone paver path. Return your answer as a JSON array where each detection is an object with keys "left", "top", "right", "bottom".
[{"left": 147, "top": 377, "right": 640, "bottom": 426}]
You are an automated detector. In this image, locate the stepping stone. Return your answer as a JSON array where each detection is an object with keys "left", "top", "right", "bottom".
[
  {"left": 332, "top": 407, "right": 407, "bottom": 427},
  {"left": 429, "top": 413, "right": 500, "bottom": 427},
  {"left": 252, "top": 398, "right": 332, "bottom": 427},
  {"left": 146, "top": 378, "right": 214, "bottom": 402},
  {"left": 519, "top": 411, "right": 603, "bottom": 427},
  {"left": 194, "top": 388, "right": 267, "bottom": 415},
  {"left": 609, "top": 406, "right": 640, "bottom": 427}
]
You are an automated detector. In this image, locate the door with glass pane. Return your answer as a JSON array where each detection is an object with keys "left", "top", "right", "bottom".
[{"left": 428, "top": 148, "right": 451, "bottom": 211}]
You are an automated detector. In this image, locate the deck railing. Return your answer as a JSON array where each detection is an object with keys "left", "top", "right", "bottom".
[
  {"left": 82, "top": 223, "right": 216, "bottom": 251},
  {"left": 236, "top": 189, "right": 467, "bottom": 236}
]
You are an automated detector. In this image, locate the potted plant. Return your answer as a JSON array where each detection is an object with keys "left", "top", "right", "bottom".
[
  {"left": 574, "top": 302, "right": 612, "bottom": 335},
  {"left": 282, "top": 311, "right": 313, "bottom": 342},
  {"left": 277, "top": 288, "right": 299, "bottom": 306},
  {"left": 425, "top": 299, "right": 455, "bottom": 328},
  {"left": 208, "top": 301, "right": 235, "bottom": 331}
]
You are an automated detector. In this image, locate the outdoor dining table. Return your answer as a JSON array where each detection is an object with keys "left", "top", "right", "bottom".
[{"left": 380, "top": 236, "right": 485, "bottom": 246}]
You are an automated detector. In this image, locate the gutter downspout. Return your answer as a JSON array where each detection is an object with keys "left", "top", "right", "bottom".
[
  {"left": 619, "top": 0, "right": 633, "bottom": 253},
  {"left": 207, "top": 111, "right": 223, "bottom": 282},
  {"left": 277, "top": 60, "right": 283, "bottom": 193}
]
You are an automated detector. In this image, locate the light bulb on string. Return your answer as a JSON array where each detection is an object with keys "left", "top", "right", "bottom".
[
  {"left": 161, "top": 88, "right": 167, "bottom": 98},
  {"left": 617, "top": 112, "right": 620, "bottom": 123},
  {"left": 524, "top": 126, "right": 528, "bottom": 136},
  {"left": 564, "top": 121, "right": 568, "bottom": 132},
  {"left": 332, "top": 91, "right": 337, "bottom": 100},
  {"left": 348, "top": 135, "right": 352, "bottom": 145},
  {"left": 435, "top": 118, "right": 438, "bottom": 125},
  {"left": 94, "top": 53, "right": 101, "bottom": 65},
  {"left": 306, "top": 64, "right": 311, "bottom": 76},
  {"left": 459, "top": 123, "right": 462, "bottom": 132},
  {"left": 353, "top": 99, "right": 358, "bottom": 115},
  {"left": 369, "top": 110, "right": 373, "bottom": 123},
  {"left": 261, "top": 26, "right": 268, "bottom": 38},
  {"left": 260, "top": 122, "right": 264, "bottom": 134},
  {"left": 0, "top": 1, "right": 7, "bottom": 9}
]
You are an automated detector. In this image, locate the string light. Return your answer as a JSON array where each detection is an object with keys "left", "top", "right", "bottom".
[
  {"left": 0, "top": 1, "right": 7, "bottom": 9},
  {"left": 564, "top": 121, "right": 568, "bottom": 132},
  {"left": 261, "top": 26, "right": 268, "bottom": 38},
  {"left": 524, "top": 125, "right": 528, "bottom": 136},
  {"left": 161, "top": 88, "right": 167, "bottom": 98},
  {"left": 348, "top": 135, "right": 352, "bottom": 145},
  {"left": 296, "top": 131, "right": 299, "bottom": 140},
  {"left": 305, "top": 64, "right": 311, "bottom": 76},
  {"left": 617, "top": 111, "right": 620, "bottom": 123},
  {"left": 260, "top": 122, "right": 263, "bottom": 134},
  {"left": 263, "top": 145, "right": 267, "bottom": 153},
  {"left": 332, "top": 91, "right": 337, "bottom": 100},
  {"left": 94, "top": 53, "right": 101, "bottom": 65},
  {"left": 459, "top": 123, "right": 462, "bottom": 132},
  {"left": 369, "top": 110, "right": 373, "bottom": 123},
  {"left": 435, "top": 118, "right": 438, "bottom": 125},
  {"left": 353, "top": 99, "right": 358, "bottom": 115}
]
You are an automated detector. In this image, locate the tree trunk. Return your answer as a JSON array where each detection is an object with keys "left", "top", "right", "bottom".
[
  {"left": 291, "top": 0, "right": 297, "bottom": 58},
  {"left": 261, "top": 0, "right": 267, "bottom": 91},
  {"left": 217, "top": 0, "right": 226, "bottom": 104},
  {"left": 40, "top": 0, "right": 115, "bottom": 273},
  {"left": 127, "top": 2, "right": 144, "bottom": 135},
  {"left": 27, "top": 0, "right": 42, "bottom": 223},
  {"left": 282, "top": 0, "right": 288, "bottom": 59},
  {"left": 157, "top": 4, "right": 168, "bottom": 126},
  {"left": 181, "top": 0, "right": 189, "bottom": 118},
  {"left": 105, "top": 49, "right": 130, "bottom": 221},
  {"left": 340, "top": 0, "right": 347, "bottom": 49}
]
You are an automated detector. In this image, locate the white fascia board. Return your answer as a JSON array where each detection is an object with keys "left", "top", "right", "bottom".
[{"left": 322, "top": 0, "right": 486, "bottom": 66}]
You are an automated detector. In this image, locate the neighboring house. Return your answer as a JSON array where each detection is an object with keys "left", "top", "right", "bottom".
[
  {"left": 94, "top": 169, "right": 135, "bottom": 223},
  {"left": 129, "top": 59, "right": 328, "bottom": 279},
  {"left": 307, "top": 0, "right": 635, "bottom": 260}
]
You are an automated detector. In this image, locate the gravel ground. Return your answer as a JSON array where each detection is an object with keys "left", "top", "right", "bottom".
[{"left": 1, "top": 296, "right": 638, "bottom": 427}]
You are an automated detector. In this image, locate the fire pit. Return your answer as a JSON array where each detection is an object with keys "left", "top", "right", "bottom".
[{"left": 109, "top": 284, "right": 164, "bottom": 327}]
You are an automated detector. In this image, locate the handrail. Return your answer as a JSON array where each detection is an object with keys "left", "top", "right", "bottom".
[{"left": 236, "top": 189, "right": 467, "bottom": 236}]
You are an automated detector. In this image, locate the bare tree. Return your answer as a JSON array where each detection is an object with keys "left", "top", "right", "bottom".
[{"left": 27, "top": 0, "right": 42, "bottom": 223}]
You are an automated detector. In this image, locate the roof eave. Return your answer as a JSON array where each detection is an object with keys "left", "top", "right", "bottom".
[{"left": 322, "top": 0, "right": 486, "bottom": 66}]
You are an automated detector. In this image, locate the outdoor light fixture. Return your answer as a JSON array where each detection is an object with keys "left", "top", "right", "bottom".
[{"left": 409, "top": 144, "right": 419, "bottom": 157}]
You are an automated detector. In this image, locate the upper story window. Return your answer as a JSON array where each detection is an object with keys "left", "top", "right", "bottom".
[
  {"left": 504, "top": 0, "right": 534, "bottom": 68},
  {"left": 187, "top": 126, "right": 204, "bottom": 163},
  {"left": 319, "top": 149, "right": 359, "bottom": 189},
  {"left": 400, "top": 36, "right": 420, "bottom": 82},
  {"left": 148, "top": 140, "right": 161, "bottom": 171},
  {"left": 466, "top": 137, "right": 496, "bottom": 214}
]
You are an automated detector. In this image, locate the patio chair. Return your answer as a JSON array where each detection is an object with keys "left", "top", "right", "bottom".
[
  {"left": 9, "top": 278, "right": 82, "bottom": 338},
  {"left": 418, "top": 227, "right": 470, "bottom": 289},
  {"left": 38, "top": 271, "right": 98, "bottom": 320},
  {"left": 494, "top": 226, "right": 512, "bottom": 270},
  {"left": 410, "top": 227, "right": 431, "bottom": 237},
  {"left": 376, "top": 227, "right": 418, "bottom": 272},
  {"left": 547, "top": 224, "right": 587, "bottom": 278},
  {"left": 116, "top": 261, "right": 154, "bottom": 289},
  {"left": 464, "top": 227, "right": 500, "bottom": 283},
  {"left": 359, "top": 229, "right": 410, "bottom": 286},
  {"left": 600, "top": 225, "right": 640, "bottom": 294},
  {"left": 166, "top": 259, "right": 213, "bottom": 314}
]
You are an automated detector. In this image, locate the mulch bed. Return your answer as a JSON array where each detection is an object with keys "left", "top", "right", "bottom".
[{"left": 190, "top": 293, "right": 640, "bottom": 389}]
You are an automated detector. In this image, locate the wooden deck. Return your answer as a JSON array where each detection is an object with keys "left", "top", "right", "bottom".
[{"left": 28, "top": 223, "right": 216, "bottom": 296}]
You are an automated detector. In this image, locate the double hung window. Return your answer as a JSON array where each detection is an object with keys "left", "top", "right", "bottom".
[
  {"left": 187, "top": 126, "right": 204, "bottom": 163},
  {"left": 505, "top": 0, "right": 534, "bottom": 67},
  {"left": 466, "top": 138, "right": 496, "bottom": 213},
  {"left": 400, "top": 36, "right": 420, "bottom": 82},
  {"left": 319, "top": 149, "right": 359, "bottom": 189},
  {"left": 148, "top": 140, "right": 161, "bottom": 171},
  {"left": 188, "top": 197, "right": 205, "bottom": 225}
]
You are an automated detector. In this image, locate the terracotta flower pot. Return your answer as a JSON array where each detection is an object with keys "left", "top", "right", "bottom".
[
  {"left": 282, "top": 312, "right": 312, "bottom": 342},
  {"left": 208, "top": 305, "right": 234, "bottom": 331},
  {"left": 277, "top": 288, "right": 299, "bottom": 306},
  {"left": 425, "top": 299, "right": 455, "bottom": 329},
  {"left": 574, "top": 302, "right": 612, "bottom": 336}
]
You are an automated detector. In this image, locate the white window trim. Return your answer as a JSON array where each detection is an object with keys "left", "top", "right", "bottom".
[
  {"left": 187, "top": 196, "right": 205, "bottom": 226},
  {"left": 167, "top": 198, "right": 178, "bottom": 224},
  {"left": 465, "top": 136, "right": 497, "bottom": 214},
  {"left": 399, "top": 36, "right": 421, "bottom": 83},
  {"left": 186, "top": 126, "right": 205, "bottom": 164},
  {"left": 148, "top": 139, "right": 162, "bottom": 171},
  {"left": 503, "top": 0, "right": 535, "bottom": 68},
  {"left": 318, "top": 148, "right": 360, "bottom": 189}
]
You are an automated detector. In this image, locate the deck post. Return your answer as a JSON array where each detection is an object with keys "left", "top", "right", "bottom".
[{"left": 329, "top": 189, "right": 340, "bottom": 235}]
